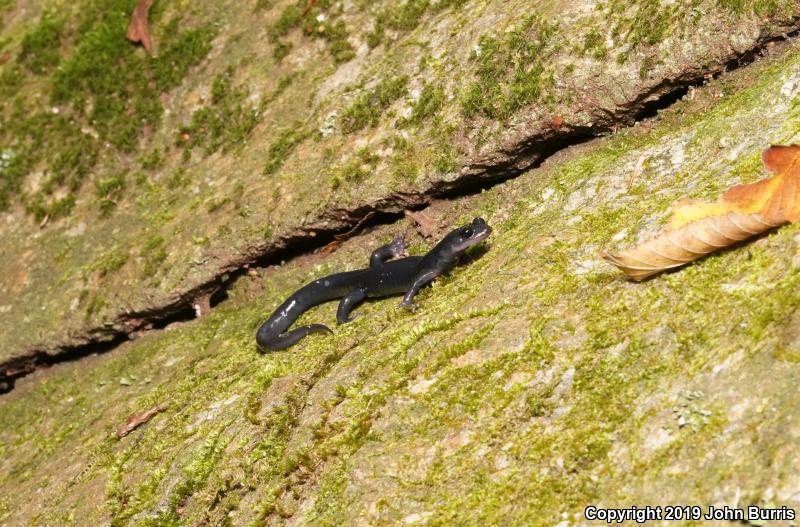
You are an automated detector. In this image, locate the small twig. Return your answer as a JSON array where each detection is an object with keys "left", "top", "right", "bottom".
[
  {"left": 334, "top": 211, "right": 375, "bottom": 241},
  {"left": 301, "top": 0, "right": 317, "bottom": 17},
  {"left": 116, "top": 402, "right": 168, "bottom": 438},
  {"left": 319, "top": 212, "right": 376, "bottom": 255}
]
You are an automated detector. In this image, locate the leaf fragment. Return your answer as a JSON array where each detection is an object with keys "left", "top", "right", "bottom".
[
  {"left": 405, "top": 209, "right": 440, "bottom": 238},
  {"left": 126, "top": 0, "right": 155, "bottom": 54},
  {"left": 602, "top": 212, "right": 780, "bottom": 280},
  {"left": 116, "top": 402, "right": 168, "bottom": 438},
  {"left": 604, "top": 145, "right": 800, "bottom": 280}
]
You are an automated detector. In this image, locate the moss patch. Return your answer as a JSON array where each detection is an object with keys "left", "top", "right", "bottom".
[
  {"left": 268, "top": 0, "right": 355, "bottom": 64},
  {"left": 18, "top": 11, "right": 64, "bottom": 74},
  {"left": 0, "top": 0, "right": 214, "bottom": 218},
  {"left": 340, "top": 75, "right": 408, "bottom": 134},
  {"left": 461, "top": 14, "right": 559, "bottom": 120},
  {"left": 178, "top": 67, "right": 262, "bottom": 157},
  {"left": 263, "top": 126, "right": 308, "bottom": 175}
]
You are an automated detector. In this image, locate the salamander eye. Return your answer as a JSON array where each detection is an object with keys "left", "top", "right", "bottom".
[{"left": 462, "top": 227, "right": 473, "bottom": 238}]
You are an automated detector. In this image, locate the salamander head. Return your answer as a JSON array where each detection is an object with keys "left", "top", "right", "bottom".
[{"left": 446, "top": 217, "right": 492, "bottom": 254}]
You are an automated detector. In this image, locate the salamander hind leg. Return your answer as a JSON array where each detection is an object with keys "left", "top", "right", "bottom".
[{"left": 337, "top": 289, "right": 367, "bottom": 324}]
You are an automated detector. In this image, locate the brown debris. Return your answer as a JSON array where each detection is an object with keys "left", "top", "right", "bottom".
[
  {"left": 320, "top": 212, "right": 376, "bottom": 254},
  {"left": 546, "top": 116, "right": 565, "bottom": 130},
  {"left": 405, "top": 209, "right": 440, "bottom": 238},
  {"left": 126, "top": 0, "right": 155, "bottom": 54},
  {"left": 116, "top": 402, "right": 168, "bottom": 438}
]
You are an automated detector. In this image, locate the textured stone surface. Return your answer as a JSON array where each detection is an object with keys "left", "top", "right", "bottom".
[
  {"left": 3, "top": 0, "right": 800, "bottom": 525},
  {"left": 1, "top": 0, "right": 798, "bottom": 370}
]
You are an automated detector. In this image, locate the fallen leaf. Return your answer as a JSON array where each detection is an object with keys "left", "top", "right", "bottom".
[
  {"left": 117, "top": 402, "right": 168, "bottom": 438},
  {"left": 603, "top": 144, "right": 799, "bottom": 280},
  {"left": 0, "top": 50, "right": 11, "bottom": 65},
  {"left": 126, "top": 0, "right": 155, "bottom": 54},
  {"left": 405, "top": 209, "right": 439, "bottom": 238}
]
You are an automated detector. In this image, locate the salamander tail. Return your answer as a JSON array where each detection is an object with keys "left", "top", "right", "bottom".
[{"left": 256, "top": 323, "right": 332, "bottom": 352}]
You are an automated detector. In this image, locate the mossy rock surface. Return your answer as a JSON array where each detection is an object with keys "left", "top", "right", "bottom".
[
  {"left": 3, "top": 12, "right": 800, "bottom": 522},
  {"left": 1, "top": 0, "right": 799, "bottom": 369}
]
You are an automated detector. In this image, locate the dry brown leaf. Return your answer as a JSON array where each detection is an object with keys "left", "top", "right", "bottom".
[
  {"left": 116, "top": 402, "right": 168, "bottom": 438},
  {"left": 603, "top": 144, "right": 800, "bottom": 280},
  {"left": 405, "top": 209, "right": 440, "bottom": 238},
  {"left": 126, "top": 0, "right": 155, "bottom": 54}
]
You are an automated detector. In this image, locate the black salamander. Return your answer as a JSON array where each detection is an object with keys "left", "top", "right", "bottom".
[{"left": 256, "top": 217, "right": 492, "bottom": 351}]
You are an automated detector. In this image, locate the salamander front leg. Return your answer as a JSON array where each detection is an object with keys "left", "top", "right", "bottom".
[
  {"left": 337, "top": 288, "right": 367, "bottom": 324},
  {"left": 369, "top": 235, "right": 407, "bottom": 268},
  {"left": 399, "top": 270, "right": 439, "bottom": 309}
]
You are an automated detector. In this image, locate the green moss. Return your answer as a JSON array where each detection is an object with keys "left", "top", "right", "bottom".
[
  {"left": 0, "top": 0, "right": 13, "bottom": 16},
  {"left": 264, "top": 73, "right": 298, "bottom": 104},
  {"left": 0, "top": 65, "right": 24, "bottom": 98},
  {"left": 18, "top": 12, "right": 64, "bottom": 74},
  {"left": 716, "top": 0, "right": 788, "bottom": 14},
  {"left": 317, "top": 19, "right": 356, "bottom": 64},
  {"left": 179, "top": 67, "right": 262, "bottom": 156},
  {"left": 254, "top": 0, "right": 274, "bottom": 10},
  {"left": 385, "top": 133, "right": 418, "bottom": 182},
  {"left": 376, "top": 0, "right": 465, "bottom": 35},
  {"left": 52, "top": 3, "right": 214, "bottom": 151},
  {"left": 48, "top": 133, "right": 99, "bottom": 192},
  {"left": 365, "top": 17, "right": 384, "bottom": 48},
  {"left": 331, "top": 147, "right": 380, "bottom": 187},
  {"left": 263, "top": 126, "right": 307, "bottom": 175},
  {"left": 0, "top": 0, "right": 215, "bottom": 218},
  {"left": 601, "top": 0, "right": 679, "bottom": 53},
  {"left": 95, "top": 172, "right": 126, "bottom": 215},
  {"left": 405, "top": 82, "right": 445, "bottom": 126},
  {"left": 582, "top": 28, "right": 608, "bottom": 60},
  {"left": 461, "top": 14, "right": 558, "bottom": 120},
  {"left": 141, "top": 234, "right": 167, "bottom": 276},
  {"left": 23, "top": 192, "right": 76, "bottom": 222},
  {"left": 89, "top": 245, "right": 130, "bottom": 277},
  {"left": 430, "top": 118, "right": 459, "bottom": 173},
  {"left": 268, "top": 1, "right": 354, "bottom": 64},
  {"left": 639, "top": 55, "right": 658, "bottom": 79},
  {"left": 386, "top": 0, "right": 428, "bottom": 31},
  {"left": 165, "top": 167, "right": 189, "bottom": 189},
  {"left": 270, "top": 4, "right": 303, "bottom": 39},
  {"left": 340, "top": 75, "right": 408, "bottom": 134},
  {"left": 389, "top": 155, "right": 419, "bottom": 182},
  {"left": 84, "top": 293, "right": 107, "bottom": 319},
  {"left": 138, "top": 148, "right": 165, "bottom": 171},
  {"left": 0, "top": 110, "right": 85, "bottom": 216},
  {"left": 0, "top": 148, "right": 27, "bottom": 211}
]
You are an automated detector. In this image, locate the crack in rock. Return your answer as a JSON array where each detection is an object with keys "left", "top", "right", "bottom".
[{"left": 3, "top": 25, "right": 800, "bottom": 393}]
